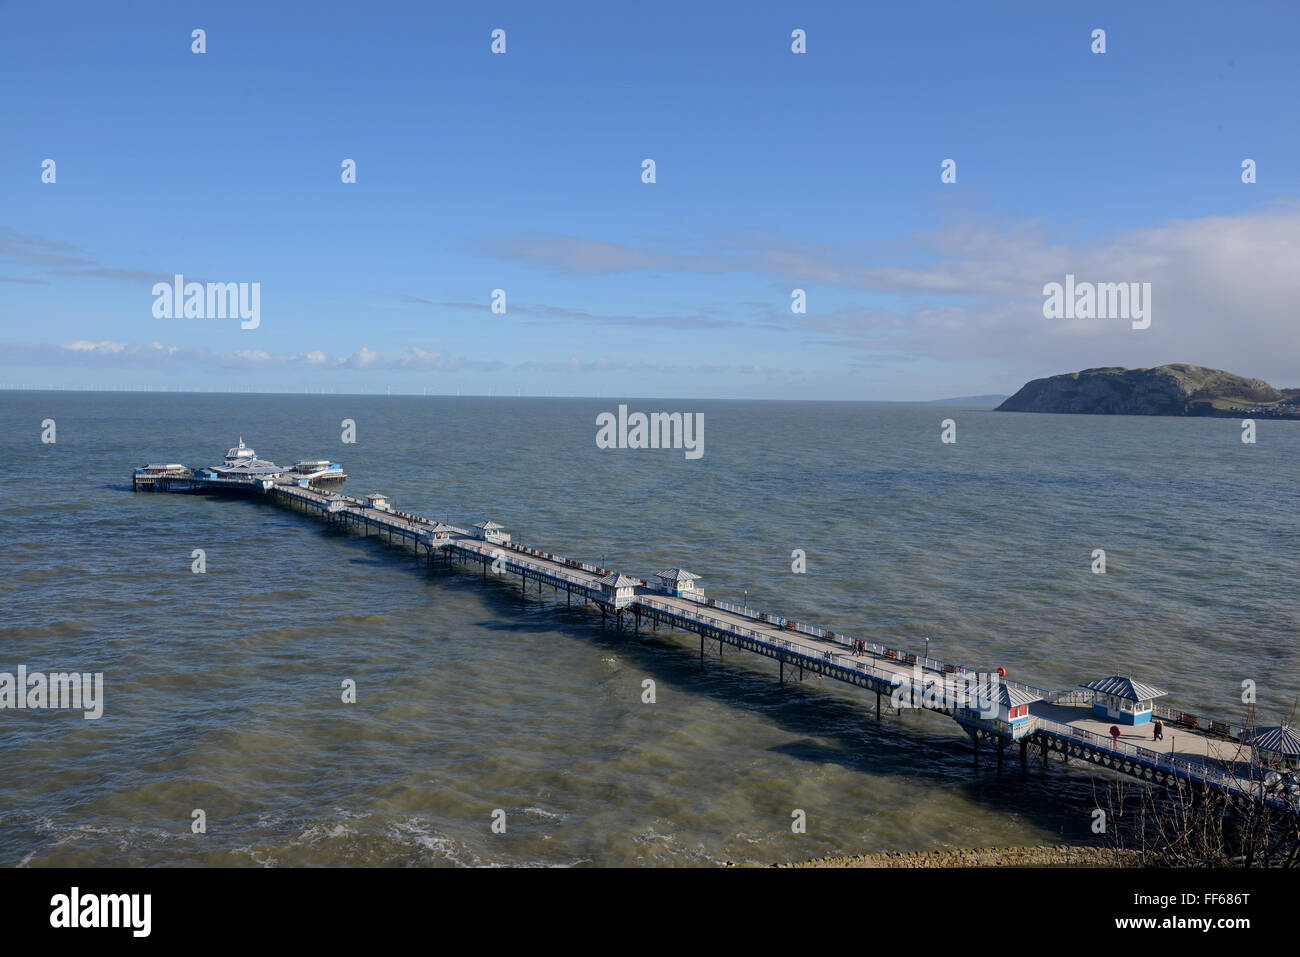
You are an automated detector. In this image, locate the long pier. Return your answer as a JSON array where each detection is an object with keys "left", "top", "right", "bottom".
[{"left": 138, "top": 465, "right": 1298, "bottom": 813}]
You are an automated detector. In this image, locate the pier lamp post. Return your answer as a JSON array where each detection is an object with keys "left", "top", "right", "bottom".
[{"left": 923, "top": 636, "right": 931, "bottom": 661}]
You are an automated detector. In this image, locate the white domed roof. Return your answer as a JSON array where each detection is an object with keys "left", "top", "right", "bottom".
[{"left": 225, "top": 435, "right": 255, "bottom": 461}]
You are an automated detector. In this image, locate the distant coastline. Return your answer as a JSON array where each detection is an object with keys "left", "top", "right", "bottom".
[
  {"left": 997, "top": 364, "right": 1300, "bottom": 419},
  {"left": 925, "top": 394, "right": 1008, "bottom": 406}
]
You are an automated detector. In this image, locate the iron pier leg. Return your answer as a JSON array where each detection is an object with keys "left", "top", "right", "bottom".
[
  {"left": 997, "top": 738, "right": 1005, "bottom": 775},
  {"left": 876, "top": 691, "right": 881, "bottom": 720},
  {"left": 1042, "top": 738, "right": 1049, "bottom": 767},
  {"left": 1019, "top": 739, "right": 1028, "bottom": 770},
  {"left": 700, "top": 634, "right": 704, "bottom": 660},
  {"left": 780, "top": 660, "right": 784, "bottom": 686}
]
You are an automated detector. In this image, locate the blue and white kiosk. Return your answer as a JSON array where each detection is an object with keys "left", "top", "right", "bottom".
[
  {"left": 1244, "top": 725, "right": 1300, "bottom": 770},
  {"left": 654, "top": 568, "right": 700, "bottom": 597},
  {"left": 982, "top": 681, "right": 1043, "bottom": 738},
  {"left": 1081, "top": 676, "right": 1167, "bottom": 726},
  {"left": 421, "top": 522, "right": 455, "bottom": 548},
  {"left": 597, "top": 573, "right": 638, "bottom": 608},
  {"left": 471, "top": 520, "right": 510, "bottom": 544}
]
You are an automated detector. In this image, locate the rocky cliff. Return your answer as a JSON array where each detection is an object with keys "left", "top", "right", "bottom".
[{"left": 996, "top": 364, "right": 1294, "bottom": 416}]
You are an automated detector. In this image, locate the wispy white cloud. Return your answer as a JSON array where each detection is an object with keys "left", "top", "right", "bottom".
[
  {"left": 13, "top": 203, "right": 1299, "bottom": 392},
  {"left": 0, "top": 227, "right": 200, "bottom": 284},
  {"left": 406, "top": 297, "right": 742, "bottom": 330},
  {"left": 471, "top": 205, "right": 1300, "bottom": 384},
  {"left": 776, "top": 205, "right": 1300, "bottom": 383},
  {"left": 0, "top": 339, "right": 785, "bottom": 379}
]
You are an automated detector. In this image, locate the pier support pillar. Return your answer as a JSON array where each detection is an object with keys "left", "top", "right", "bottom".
[
  {"left": 780, "top": 660, "right": 784, "bottom": 686},
  {"left": 700, "top": 634, "right": 704, "bottom": 660},
  {"left": 997, "top": 738, "right": 1005, "bottom": 775},
  {"left": 1042, "top": 738, "right": 1050, "bottom": 768},
  {"left": 876, "top": 692, "right": 881, "bottom": 720},
  {"left": 1019, "top": 739, "right": 1027, "bottom": 770}
]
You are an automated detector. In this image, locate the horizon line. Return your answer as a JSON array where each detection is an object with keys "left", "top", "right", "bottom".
[{"left": 0, "top": 385, "right": 1008, "bottom": 404}]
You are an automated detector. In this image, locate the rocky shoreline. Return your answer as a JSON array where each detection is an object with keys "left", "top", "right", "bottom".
[{"left": 778, "top": 845, "right": 1141, "bottom": 868}]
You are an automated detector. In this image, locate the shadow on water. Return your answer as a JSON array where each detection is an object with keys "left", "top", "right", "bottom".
[{"left": 272, "top": 496, "right": 1111, "bottom": 844}]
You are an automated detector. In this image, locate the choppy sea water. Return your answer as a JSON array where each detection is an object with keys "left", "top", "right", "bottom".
[{"left": 1, "top": 393, "right": 1297, "bottom": 867}]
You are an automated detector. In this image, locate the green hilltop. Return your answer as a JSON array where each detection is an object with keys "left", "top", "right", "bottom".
[{"left": 997, "top": 364, "right": 1300, "bottom": 417}]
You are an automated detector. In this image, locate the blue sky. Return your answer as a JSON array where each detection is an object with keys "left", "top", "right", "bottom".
[{"left": 3, "top": 1, "right": 1298, "bottom": 398}]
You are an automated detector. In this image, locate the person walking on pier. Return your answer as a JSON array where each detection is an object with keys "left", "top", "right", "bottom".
[{"left": 1152, "top": 719, "right": 1164, "bottom": 742}]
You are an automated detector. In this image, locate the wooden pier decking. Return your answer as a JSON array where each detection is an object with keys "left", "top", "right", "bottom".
[{"left": 139, "top": 465, "right": 1299, "bottom": 812}]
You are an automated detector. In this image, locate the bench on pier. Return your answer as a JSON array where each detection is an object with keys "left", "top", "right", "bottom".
[{"left": 1176, "top": 712, "right": 1198, "bottom": 730}]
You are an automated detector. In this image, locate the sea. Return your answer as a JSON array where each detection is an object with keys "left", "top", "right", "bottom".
[{"left": 1, "top": 392, "right": 1297, "bottom": 867}]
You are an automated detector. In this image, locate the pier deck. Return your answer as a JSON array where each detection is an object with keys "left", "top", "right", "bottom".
[{"left": 140, "top": 466, "right": 1297, "bottom": 812}]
